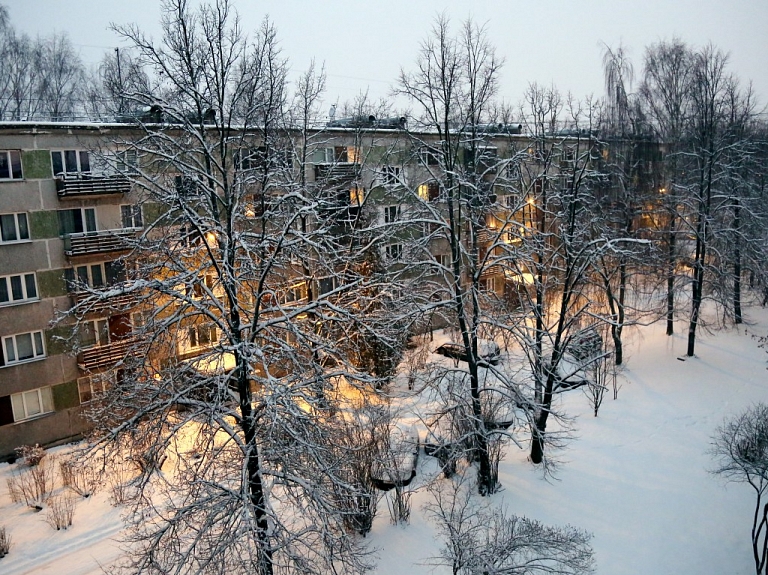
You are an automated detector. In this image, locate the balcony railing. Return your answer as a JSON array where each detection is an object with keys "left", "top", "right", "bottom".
[
  {"left": 70, "top": 289, "right": 140, "bottom": 315},
  {"left": 314, "top": 162, "right": 358, "bottom": 183},
  {"left": 55, "top": 173, "right": 132, "bottom": 198},
  {"left": 78, "top": 338, "right": 136, "bottom": 371},
  {"left": 64, "top": 228, "right": 139, "bottom": 257}
]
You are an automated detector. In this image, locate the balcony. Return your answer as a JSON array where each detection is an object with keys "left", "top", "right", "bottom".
[
  {"left": 55, "top": 173, "right": 131, "bottom": 198},
  {"left": 64, "top": 228, "right": 138, "bottom": 257},
  {"left": 314, "top": 162, "right": 358, "bottom": 183},
  {"left": 70, "top": 289, "right": 140, "bottom": 316},
  {"left": 78, "top": 338, "right": 136, "bottom": 371}
]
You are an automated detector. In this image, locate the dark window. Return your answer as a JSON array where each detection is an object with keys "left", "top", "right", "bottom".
[
  {"left": 0, "top": 150, "right": 22, "bottom": 180},
  {"left": 51, "top": 150, "right": 89, "bottom": 175},
  {"left": 58, "top": 208, "right": 96, "bottom": 236},
  {"left": 121, "top": 205, "right": 143, "bottom": 229}
]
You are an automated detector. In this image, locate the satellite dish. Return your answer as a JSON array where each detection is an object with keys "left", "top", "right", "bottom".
[{"left": 329, "top": 104, "right": 336, "bottom": 121}]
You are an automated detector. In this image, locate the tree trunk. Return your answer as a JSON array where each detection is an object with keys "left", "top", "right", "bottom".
[
  {"left": 733, "top": 199, "right": 742, "bottom": 324},
  {"left": 666, "top": 214, "right": 677, "bottom": 336}
]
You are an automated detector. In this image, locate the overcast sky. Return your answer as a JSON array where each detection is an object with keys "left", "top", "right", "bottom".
[{"left": 9, "top": 0, "right": 768, "bottom": 116}]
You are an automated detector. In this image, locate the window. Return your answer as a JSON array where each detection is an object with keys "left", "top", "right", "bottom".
[
  {"left": 0, "top": 273, "right": 38, "bottom": 305},
  {"left": 58, "top": 208, "right": 96, "bottom": 236},
  {"left": 420, "top": 146, "right": 440, "bottom": 166},
  {"left": 51, "top": 150, "right": 90, "bottom": 176},
  {"left": 282, "top": 282, "right": 307, "bottom": 304},
  {"left": 187, "top": 274, "right": 215, "bottom": 299},
  {"left": 385, "top": 244, "right": 403, "bottom": 261},
  {"left": 1, "top": 330, "right": 46, "bottom": 367},
  {"left": 506, "top": 161, "right": 521, "bottom": 181},
  {"left": 418, "top": 181, "right": 440, "bottom": 201},
  {"left": 175, "top": 174, "right": 199, "bottom": 196},
  {"left": 65, "top": 263, "right": 106, "bottom": 291},
  {"left": 121, "top": 204, "right": 143, "bottom": 229},
  {"left": 383, "top": 205, "right": 400, "bottom": 224},
  {"left": 188, "top": 323, "right": 218, "bottom": 349},
  {"left": 318, "top": 276, "right": 338, "bottom": 295},
  {"left": 77, "top": 372, "right": 114, "bottom": 404},
  {"left": 116, "top": 149, "right": 138, "bottom": 173},
  {"left": 0, "top": 212, "right": 29, "bottom": 243},
  {"left": 482, "top": 276, "right": 501, "bottom": 293},
  {"left": 0, "top": 150, "right": 22, "bottom": 180},
  {"left": 132, "top": 309, "right": 152, "bottom": 331},
  {"left": 10, "top": 387, "right": 53, "bottom": 421},
  {"left": 380, "top": 165, "right": 400, "bottom": 185},
  {"left": 323, "top": 146, "right": 359, "bottom": 163},
  {"left": 77, "top": 318, "right": 109, "bottom": 348},
  {"left": 349, "top": 185, "right": 365, "bottom": 206},
  {"left": 434, "top": 254, "right": 450, "bottom": 269}
]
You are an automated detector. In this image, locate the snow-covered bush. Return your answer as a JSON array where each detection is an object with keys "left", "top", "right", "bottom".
[
  {"left": 60, "top": 457, "right": 99, "bottom": 498},
  {"left": 46, "top": 493, "right": 76, "bottom": 530},
  {"left": 7, "top": 456, "right": 55, "bottom": 509},
  {"left": 15, "top": 444, "right": 46, "bottom": 467}
]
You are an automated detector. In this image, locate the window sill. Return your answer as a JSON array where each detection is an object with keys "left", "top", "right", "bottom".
[
  {"left": 0, "top": 239, "right": 33, "bottom": 246},
  {"left": 0, "top": 298, "right": 40, "bottom": 308},
  {"left": 0, "top": 356, "right": 47, "bottom": 369},
  {"left": 12, "top": 410, "right": 55, "bottom": 425}
]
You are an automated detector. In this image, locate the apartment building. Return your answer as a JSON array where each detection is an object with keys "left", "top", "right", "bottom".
[
  {"left": 0, "top": 119, "right": 614, "bottom": 459},
  {"left": 0, "top": 123, "right": 143, "bottom": 458}
]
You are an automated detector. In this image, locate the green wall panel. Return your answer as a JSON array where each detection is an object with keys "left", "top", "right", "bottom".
[
  {"left": 37, "top": 268, "right": 67, "bottom": 299},
  {"left": 53, "top": 380, "right": 79, "bottom": 410},
  {"left": 29, "top": 210, "right": 59, "bottom": 239},
  {"left": 22, "top": 150, "right": 52, "bottom": 180},
  {"left": 46, "top": 325, "right": 74, "bottom": 357}
]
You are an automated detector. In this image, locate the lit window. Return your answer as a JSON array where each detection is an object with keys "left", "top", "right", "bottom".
[
  {"left": 188, "top": 323, "right": 218, "bottom": 349},
  {"left": 10, "top": 387, "right": 53, "bottom": 421},
  {"left": 418, "top": 181, "right": 439, "bottom": 201},
  {"left": 0, "top": 212, "right": 30, "bottom": 243},
  {"left": 0, "top": 150, "right": 23, "bottom": 180},
  {"left": 1, "top": 330, "right": 46, "bottom": 367},
  {"left": 0, "top": 273, "right": 38, "bottom": 305},
  {"left": 350, "top": 185, "right": 365, "bottom": 206}
]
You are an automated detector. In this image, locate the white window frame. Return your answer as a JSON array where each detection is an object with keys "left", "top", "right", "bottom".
[
  {"left": 120, "top": 204, "right": 143, "bottom": 229},
  {"left": 0, "top": 150, "right": 23, "bottom": 180},
  {"left": 383, "top": 205, "right": 400, "bottom": 224},
  {"left": 58, "top": 207, "right": 97, "bottom": 236},
  {"left": 10, "top": 387, "right": 54, "bottom": 421},
  {"left": 379, "top": 165, "right": 401, "bottom": 185},
  {"left": 0, "top": 273, "right": 38, "bottom": 306},
  {"left": 385, "top": 243, "right": 403, "bottom": 261},
  {"left": 78, "top": 318, "right": 110, "bottom": 349},
  {"left": 51, "top": 149, "right": 90, "bottom": 176},
  {"left": 186, "top": 323, "right": 218, "bottom": 350},
  {"left": 1, "top": 330, "right": 46, "bottom": 367},
  {"left": 0, "top": 212, "right": 30, "bottom": 243},
  {"left": 77, "top": 372, "right": 115, "bottom": 404},
  {"left": 434, "top": 254, "right": 450, "bottom": 269}
]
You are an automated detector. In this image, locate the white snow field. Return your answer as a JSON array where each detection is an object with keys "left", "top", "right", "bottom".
[{"left": 2, "top": 308, "right": 767, "bottom": 575}]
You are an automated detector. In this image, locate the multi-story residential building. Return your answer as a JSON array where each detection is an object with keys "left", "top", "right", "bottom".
[
  {"left": 0, "top": 124, "right": 142, "bottom": 458},
  {"left": 0, "top": 118, "right": 616, "bottom": 460}
]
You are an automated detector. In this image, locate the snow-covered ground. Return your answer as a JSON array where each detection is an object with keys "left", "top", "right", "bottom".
[{"left": 2, "top": 308, "right": 767, "bottom": 574}]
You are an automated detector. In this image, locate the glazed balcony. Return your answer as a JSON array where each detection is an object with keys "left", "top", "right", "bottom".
[
  {"left": 55, "top": 173, "right": 132, "bottom": 198},
  {"left": 78, "top": 338, "right": 136, "bottom": 371},
  {"left": 63, "top": 228, "right": 138, "bottom": 257}
]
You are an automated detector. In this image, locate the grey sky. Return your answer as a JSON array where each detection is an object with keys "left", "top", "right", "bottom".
[{"left": 9, "top": 0, "right": 768, "bottom": 115}]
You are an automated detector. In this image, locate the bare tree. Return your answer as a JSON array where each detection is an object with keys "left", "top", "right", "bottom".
[
  {"left": 63, "top": 1, "right": 403, "bottom": 573},
  {"left": 711, "top": 403, "right": 768, "bottom": 575},
  {"left": 397, "top": 15, "right": 517, "bottom": 495}
]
